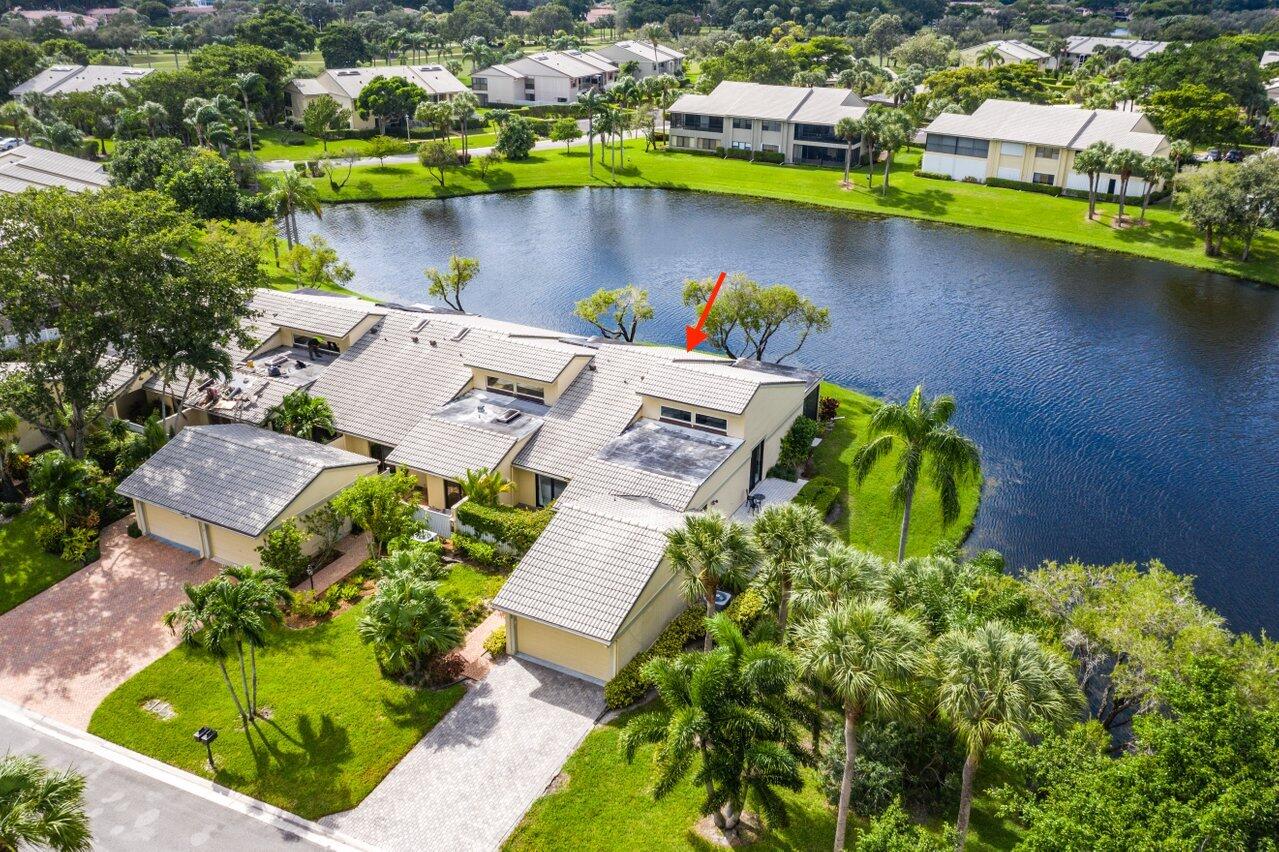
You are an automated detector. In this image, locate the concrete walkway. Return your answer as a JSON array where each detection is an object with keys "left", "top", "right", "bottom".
[{"left": 323, "top": 657, "right": 604, "bottom": 851}]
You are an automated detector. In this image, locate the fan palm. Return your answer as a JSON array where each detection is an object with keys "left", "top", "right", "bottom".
[
  {"left": 0, "top": 753, "right": 91, "bottom": 852},
  {"left": 851, "top": 386, "right": 980, "bottom": 563},
  {"left": 267, "top": 169, "right": 322, "bottom": 249},
  {"left": 1138, "top": 155, "right": 1175, "bottom": 223},
  {"left": 834, "top": 115, "right": 862, "bottom": 186},
  {"left": 1108, "top": 147, "right": 1147, "bottom": 223},
  {"left": 450, "top": 92, "right": 479, "bottom": 157},
  {"left": 789, "top": 542, "right": 886, "bottom": 623},
  {"left": 620, "top": 614, "right": 802, "bottom": 842},
  {"left": 135, "top": 100, "right": 167, "bottom": 138},
  {"left": 751, "top": 502, "right": 832, "bottom": 632},
  {"left": 267, "top": 389, "right": 334, "bottom": 441},
  {"left": 794, "top": 599, "right": 928, "bottom": 851},
  {"left": 1073, "top": 141, "right": 1113, "bottom": 220},
  {"left": 357, "top": 573, "right": 462, "bottom": 679},
  {"left": 665, "top": 513, "right": 758, "bottom": 650},
  {"left": 934, "top": 622, "right": 1080, "bottom": 850}
]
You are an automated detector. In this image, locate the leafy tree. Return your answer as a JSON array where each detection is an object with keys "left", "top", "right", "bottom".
[
  {"left": 1178, "top": 163, "right": 1244, "bottom": 257},
  {"left": 358, "top": 571, "right": 462, "bottom": 679},
  {"left": 332, "top": 470, "right": 419, "bottom": 557},
  {"left": 681, "top": 273, "right": 831, "bottom": 362},
  {"left": 527, "top": 3, "right": 575, "bottom": 37},
  {"left": 0, "top": 40, "right": 43, "bottom": 96},
  {"left": 446, "top": 0, "right": 509, "bottom": 43},
  {"left": 620, "top": 614, "right": 803, "bottom": 842},
  {"left": 0, "top": 412, "right": 21, "bottom": 501},
  {"left": 234, "top": 6, "right": 316, "bottom": 54},
  {"left": 355, "top": 76, "right": 426, "bottom": 135},
  {"left": 750, "top": 502, "right": 832, "bottom": 632},
  {"left": 317, "top": 22, "right": 370, "bottom": 69},
  {"left": 851, "top": 385, "right": 980, "bottom": 563},
  {"left": 0, "top": 189, "right": 260, "bottom": 458},
  {"left": 187, "top": 44, "right": 293, "bottom": 125},
  {"left": 458, "top": 467, "right": 515, "bottom": 506},
  {"left": 301, "top": 500, "right": 345, "bottom": 569},
  {"left": 572, "top": 285, "right": 653, "bottom": 341},
  {"left": 795, "top": 599, "right": 928, "bottom": 852},
  {"left": 415, "top": 99, "right": 452, "bottom": 141},
  {"left": 364, "top": 134, "right": 404, "bottom": 167},
  {"left": 417, "top": 139, "right": 457, "bottom": 187},
  {"left": 160, "top": 149, "right": 242, "bottom": 220},
  {"left": 549, "top": 116, "right": 582, "bottom": 152},
  {"left": 857, "top": 797, "right": 951, "bottom": 852},
  {"left": 865, "top": 14, "right": 905, "bottom": 65},
  {"left": 424, "top": 253, "right": 479, "bottom": 311},
  {"left": 1144, "top": 83, "right": 1246, "bottom": 146},
  {"left": 890, "top": 32, "right": 954, "bottom": 71},
  {"left": 105, "top": 137, "right": 189, "bottom": 191},
  {"left": 923, "top": 63, "right": 1051, "bottom": 113},
  {"left": 697, "top": 38, "right": 799, "bottom": 90},
  {"left": 267, "top": 388, "right": 336, "bottom": 441},
  {"left": 0, "top": 753, "right": 91, "bottom": 852},
  {"left": 664, "top": 513, "right": 758, "bottom": 650},
  {"left": 1072, "top": 141, "right": 1114, "bottom": 220},
  {"left": 256, "top": 518, "right": 309, "bottom": 585},
  {"left": 282, "top": 234, "right": 354, "bottom": 290},
  {"left": 1128, "top": 38, "right": 1266, "bottom": 113},
  {"left": 495, "top": 114, "right": 536, "bottom": 160},
  {"left": 934, "top": 622, "right": 1079, "bottom": 850}
]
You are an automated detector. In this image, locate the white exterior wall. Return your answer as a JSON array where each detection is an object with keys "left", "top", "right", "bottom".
[{"left": 921, "top": 150, "right": 988, "bottom": 182}]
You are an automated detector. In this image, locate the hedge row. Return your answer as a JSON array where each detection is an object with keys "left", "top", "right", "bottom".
[
  {"left": 454, "top": 501, "right": 552, "bottom": 555},
  {"left": 913, "top": 169, "right": 952, "bottom": 180},
  {"left": 794, "top": 475, "right": 842, "bottom": 520},
  {"left": 986, "top": 176, "right": 1063, "bottom": 196},
  {"left": 603, "top": 588, "right": 767, "bottom": 710},
  {"left": 714, "top": 146, "right": 784, "bottom": 164}
]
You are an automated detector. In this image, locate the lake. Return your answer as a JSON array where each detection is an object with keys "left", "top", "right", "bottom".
[{"left": 300, "top": 188, "right": 1279, "bottom": 635}]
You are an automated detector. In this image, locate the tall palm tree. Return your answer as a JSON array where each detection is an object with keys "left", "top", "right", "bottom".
[
  {"left": 267, "top": 169, "right": 321, "bottom": 249},
  {"left": 450, "top": 91, "right": 479, "bottom": 158},
  {"left": 1108, "top": 147, "right": 1147, "bottom": 224},
  {"left": 219, "top": 564, "right": 289, "bottom": 713},
  {"left": 934, "top": 622, "right": 1080, "bottom": 850},
  {"left": 876, "top": 110, "right": 914, "bottom": 194},
  {"left": 751, "top": 502, "right": 832, "bottom": 633},
  {"left": 233, "top": 71, "right": 263, "bottom": 153},
  {"left": 835, "top": 115, "right": 862, "bottom": 186},
  {"left": 665, "top": 512, "right": 758, "bottom": 650},
  {"left": 975, "top": 45, "right": 1004, "bottom": 69},
  {"left": 620, "top": 614, "right": 802, "bottom": 842},
  {"left": 610, "top": 77, "right": 639, "bottom": 168},
  {"left": 851, "top": 386, "right": 980, "bottom": 563},
  {"left": 0, "top": 753, "right": 91, "bottom": 852},
  {"left": 1138, "top": 155, "right": 1174, "bottom": 223},
  {"left": 794, "top": 599, "right": 928, "bottom": 851},
  {"left": 790, "top": 542, "right": 886, "bottom": 623},
  {"left": 1073, "top": 141, "right": 1113, "bottom": 221},
  {"left": 579, "top": 88, "right": 606, "bottom": 177},
  {"left": 136, "top": 100, "right": 167, "bottom": 138},
  {"left": 267, "top": 389, "right": 334, "bottom": 441}
]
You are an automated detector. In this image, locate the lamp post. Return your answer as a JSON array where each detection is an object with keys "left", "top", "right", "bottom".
[{"left": 194, "top": 726, "right": 218, "bottom": 771}]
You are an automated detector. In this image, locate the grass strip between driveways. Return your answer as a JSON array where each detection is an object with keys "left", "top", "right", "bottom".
[
  {"left": 0, "top": 508, "right": 81, "bottom": 616},
  {"left": 300, "top": 142, "right": 1278, "bottom": 287}
]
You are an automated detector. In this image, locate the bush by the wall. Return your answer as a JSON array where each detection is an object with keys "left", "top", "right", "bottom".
[
  {"left": 913, "top": 169, "right": 952, "bottom": 180},
  {"left": 451, "top": 533, "right": 514, "bottom": 569},
  {"left": 754, "top": 150, "right": 785, "bottom": 164},
  {"left": 795, "top": 475, "right": 842, "bottom": 520},
  {"left": 986, "top": 177, "right": 1063, "bottom": 197},
  {"left": 483, "top": 625, "right": 507, "bottom": 657},
  {"left": 60, "top": 527, "right": 99, "bottom": 565},
  {"left": 454, "top": 502, "right": 552, "bottom": 555}
]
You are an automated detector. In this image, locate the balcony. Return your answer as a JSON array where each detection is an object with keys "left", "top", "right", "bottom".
[{"left": 794, "top": 126, "right": 841, "bottom": 145}]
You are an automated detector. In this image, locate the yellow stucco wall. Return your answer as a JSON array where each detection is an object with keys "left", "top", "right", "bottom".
[
  {"left": 137, "top": 502, "right": 202, "bottom": 553},
  {"left": 509, "top": 615, "right": 614, "bottom": 683},
  {"left": 612, "top": 563, "right": 687, "bottom": 671}
]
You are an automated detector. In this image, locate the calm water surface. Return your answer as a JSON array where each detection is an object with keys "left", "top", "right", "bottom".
[{"left": 300, "top": 189, "right": 1279, "bottom": 634}]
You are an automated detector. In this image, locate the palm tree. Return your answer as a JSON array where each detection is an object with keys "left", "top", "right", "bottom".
[
  {"left": 459, "top": 467, "right": 514, "bottom": 506},
  {"left": 0, "top": 412, "right": 21, "bottom": 500},
  {"left": 0, "top": 753, "right": 91, "bottom": 852},
  {"left": 267, "top": 169, "right": 322, "bottom": 249},
  {"left": 579, "top": 88, "right": 606, "bottom": 177},
  {"left": 859, "top": 108, "right": 886, "bottom": 187},
  {"left": 975, "top": 45, "right": 1004, "bottom": 68},
  {"left": 164, "top": 580, "right": 247, "bottom": 722},
  {"left": 1138, "top": 155, "right": 1174, "bottom": 223},
  {"left": 794, "top": 600, "right": 928, "bottom": 851},
  {"left": 790, "top": 542, "right": 887, "bottom": 623},
  {"left": 357, "top": 573, "right": 462, "bottom": 680},
  {"left": 136, "top": 100, "right": 167, "bottom": 138},
  {"left": 751, "top": 502, "right": 832, "bottom": 632},
  {"left": 664, "top": 513, "right": 758, "bottom": 650},
  {"left": 1108, "top": 147, "right": 1147, "bottom": 224},
  {"left": 451, "top": 91, "right": 479, "bottom": 157},
  {"left": 219, "top": 565, "right": 289, "bottom": 713},
  {"left": 1167, "top": 138, "right": 1193, "bottom": 197},
  {"left": 0, "top": 100, "right": 31, "bottom": 138},
  {"left": 620, "top": 614, "right": 802, "bottom": 842},
  {"left": 1073, "top": 141, "right": 1113, "bottom": 221},
  {"left": 851, "top": 386, "right": 980, "bottom": 563},
  {"left": 233, "top": 72, "right": 263, "bottom": 153},
  {"left": 835, "top": 115, "right": 862, "bottom": 186},
  {"left": 29, "top": 451, "right": 104, "bottom": 529},
  {"left": 611, "top": 77, "right": 640, "bottom": 168},
  {"left": 267, "top": 389, "right": 334, "bottom": 441},
  {"left": 934, "top": 622, "right": 1080, "bottom": 850},
  {"left": 876, "top": 111, "right": 913, "bottom": 194}
]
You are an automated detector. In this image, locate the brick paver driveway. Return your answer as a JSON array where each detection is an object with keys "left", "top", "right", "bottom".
[
  {"left": 0, "top": 519, "right": 222, "bottom": 729},
  {"left": 324, "top": 657, "right": 604, "bottom": 851}
]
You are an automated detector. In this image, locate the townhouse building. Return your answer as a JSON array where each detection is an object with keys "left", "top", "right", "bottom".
[
  {"left": 470, "top": 50, "right": 617, "bottom": 106},
  {"left": 286, "top": 65, "right": 468, "bottom": 130}
]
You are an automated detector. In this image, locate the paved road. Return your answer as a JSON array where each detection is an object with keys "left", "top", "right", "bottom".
[
  {"left": 323, "top": 657, "right": 604, "bottom": 851},
  {"left": 0, "top": 702, "right": 367, "bottom": 851}
]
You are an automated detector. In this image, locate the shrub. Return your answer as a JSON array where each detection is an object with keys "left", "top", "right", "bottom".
[
  {"left": 257, "top": 519, "right": 309, "bottom": 585},
  {"left": 0, "top": 502, "right": 21, "bottom": 518},
  {"left": 454, "top": 501, "right": 552, "bottom": 555},
  {"left": 451, "top": 533, "right": 513, "bottom": 569},
  {"left": 126, "top": 520, "right": 142, "bottom": 538},
  {"left": 482, "top": 625, "right": 507, "bottom": 658},
  {"left": 754, "top": 150, "right": 785, "bottom": 164},
  {"left": 986, "top": 176, "right": 1063, "bottom": 197},
  {"left": 772, "top": 415, "right": 820, "bottom": 479},
  {"left": 289, "top": 588, "right": 336, "bottom": 619},
  {"left": 961, "top": 175, "right": 981, "bottom": 183},
  {"left": 495, "top": 115, "right": 536, "bottom": 160},
  {"left": 34, "top": 519, "right": 66, "bottom": 555},
  {"left": 795, "top": 475, "right": 842, "bottom": 520},
  {"left": 913, "top": 169, "right": 953, "bottom": 180},
  {"left": 60, "top": 526, "right": 99, "bottom": 565},
  {"left": 819, "top": 396, "right": 840, "bottom": 421}
]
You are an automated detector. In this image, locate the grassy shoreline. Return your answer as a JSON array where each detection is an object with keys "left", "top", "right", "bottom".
[{"left": 304, "top": 142, "right": 1278, "bottom": 288}]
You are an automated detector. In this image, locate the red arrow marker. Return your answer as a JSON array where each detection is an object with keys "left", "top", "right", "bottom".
[{"left": 685, "top": 271, "right": 726, "bottom": 352}]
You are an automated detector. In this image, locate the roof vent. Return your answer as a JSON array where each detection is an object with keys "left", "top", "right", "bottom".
[
  {"left": 495, "top": 408, "right": 523, "bottom": 424},
  {"left": 449, "top": 327, "right": 469, "bottom": 342},
  {"left": 409, "top": 318, "right": 430, "bottom": 333}
]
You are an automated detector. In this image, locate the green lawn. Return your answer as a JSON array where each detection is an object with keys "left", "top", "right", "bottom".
[
  {"left": 0, "top": 508, "right": 81, "bottom": 615},
  {"left": 814, "top": 383, "right": 981, "bottom": 558},
  {"left": 438, "top": 560, "right": 507, "bottom": 604},
  {"left": 309, "top": 141, "right": 1279, "bottom": 287},
  {"left": 505, "top": 707, "right": 1021, "bottom": 852},
  {"left": 252, "top": 127, "right": 498, "bottom": 162},
  {"left": 88, "top": 600, "right": 464, "bottom": 820}
]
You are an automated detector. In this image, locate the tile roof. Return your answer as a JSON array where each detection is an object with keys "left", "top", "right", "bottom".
[
  {"left": 611, "top": 40, "right": 685, "bottom": 62},
  {"left": 923, "top": 99, "right": 1167, "bottom": 154},
  {"left": 492, "top": 494, "right": 686, "bottom": 641},
  {"left": 639, "top": 357, "right": 801, "bottom": 414},
  {"left": 1064, "top": 36, "right": 1168, "bottom": 59},
  {"left": 463, "top": 335, "right": 591, "bottom": 383},
  {"left": 10, "top": 64, "right": 154, "bottom": 96},
  {"left": 1263, "top": 50, "right": 1279, "bottom": 67},
  {"left": 384, "top": 389, "right": 546, "bottom": 478},
  {"left": 293, "top": 65, "right": 468, "bottom": 100},
  {"left": 0, "top": 144, "right": 111, "bottom": 195},
  {"left": 670, "top": 81, "right": 866, "bottom": 124},
  {"left": 477, "top": 50, "right": 616, "bottom": 80},
  {"left": 116, "top": 424, "right": 376, "bottom": 537},
  {"left": 251, "top": 289, "right": 384, "bottom": 340},
  {"left": 962, "top": 39, "right": 1049, "bottom": 62}
]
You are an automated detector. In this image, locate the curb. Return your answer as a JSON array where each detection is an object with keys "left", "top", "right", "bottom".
[{"left": 0, "top": 699, "right": 379, "bottom": 852}]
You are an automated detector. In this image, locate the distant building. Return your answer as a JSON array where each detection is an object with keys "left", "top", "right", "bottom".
[
  {"left": 0, "top": 143, "right": 111, "bottom": 195},
  {"left": 13, "top": 9, "right": 96, "bottom": 30},
  {"left": 668, "top": 80, "right": 867, "bottom": 168},
  {"left": 10, "top": 64, "right": 154, "bottom": 97},
  {"left": 920, "top": 99, "right": 1169, "bottom": 197},
  {"left": 587, "top": 40, "right": 684, "bottom": 78},
  {"left": 471, "top": 50, "right": 617, "bottom": 106},
  {"left": 959, "top": 39, "right": 1052, "bottom": 69},
  {"left": 286, "top": 65, "right": 468, "bottom": 130},
  {"left": 584, "top": 4, "right": 615, "bottom": 24},
  {"left": 1261, "top": 50, "right": 1279, "bottom": 68},
  {"left": 1054, "top": 36, "right": 1168, "bottom": 70}
]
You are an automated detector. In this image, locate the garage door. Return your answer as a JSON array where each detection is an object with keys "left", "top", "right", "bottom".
[
  {"left": 206, "top": 524, "right": 263, "bottom": 567},
  {"left": 510, "top": 616, "right": 612, "bottom": 684},
  {"left": 141, "top": 504, "right": 202, "bottom": 554}
]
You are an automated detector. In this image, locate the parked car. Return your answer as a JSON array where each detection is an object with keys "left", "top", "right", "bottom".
[
  {"left": 1205, "top": 148, "right": 1223, "bottom": 162},
  {"left": 1225, "top": 148, "right": 1244, "bottom": 163},
  {"left": 0, "top": 138, "right": 20, "bottom": 152}
]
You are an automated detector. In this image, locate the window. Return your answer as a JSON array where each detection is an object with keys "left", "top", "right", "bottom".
[
  {"left": 1035, "top": 146, "right": 1059, "bottom": 160},
  {"left": 1032, "top": 172, "right": 1055, "bottom": 186},
  {"left": 732, "top": 117, "right": 751, "bottom": 130},
  {"left": 731, "top": 141, "right": 751, "bottom": 151},
  {"left": 660, "top": 405, "right": 692, "bottom": 425},
  {"left": 1001, "top": 142, "right": 1026, "bottom": 157},
  {"left": 487, "top": 375, "right": 545, "bottom": 403},
  {"left": 794, "top": 123, "right": 840, "bottom": 144},
  {"left": 472, "top": 77, "right": 487, "bottom": 91},
  {"left": 535, "top": 474, "right": 567, "bottom": 508},
  {"left": 762, "top": 143, "right": 779, "bottom": 152},
  {"left": 924, "top": 134, "right": 990, "bottom": 158},
  {"left": 695, "top": 413, "right": 728, "bottom": 434},
  {"left": 672, "top": 135, "right": 690, "bottom": 148},
  {"left": 444, "top": 480, "right": 464, "bottom": 509},
  {"left": 761, "top": 120, "right": 782, "bottom": 133},
  {"left": 672, "top": 113, "right": 723, "bottom": 133}
]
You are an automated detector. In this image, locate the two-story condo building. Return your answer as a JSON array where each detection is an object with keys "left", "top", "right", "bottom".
[
  {"left": 920, "top": 99, "right": 1169, "bottom": 196},
  {"left": 1052, "top": 36, "right": 1169, "bottom": 70},
  {"left": 587, "top": 40, "right": 684, "bottom": 77},
  {"left": 667, "top": 81, "right": 867, "bottom": 167},
  {"left": 10, "top": 64, "right": 153, "bottom": 97},
  {"left": 470, "top": 50, "right": 618, "bottom": 106},
  {"left": 286, "top": 65, "right": 468, "bottom": 130}
]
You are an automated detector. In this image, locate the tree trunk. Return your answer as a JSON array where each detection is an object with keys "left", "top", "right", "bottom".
[
  {"left": 1139, "top": 186, "right": 1151, "bottom": 223},
  {"left": 588, "top": 113, "right": 594, "bottom": 176},
  {"left": 833, "top": 704, "right": 860, "bottom": 851},
  {"left": 955, "top": 750, "right": 979, "bottom": 851},
  {"left": 703, "top": 578, "right": 717, "bottom": 651},
  {"left": 701, "top": 742, "right": 727, "bottom": 830},
  {"left": 866, "top": 145, "right": 875, "bottom": 186},
  {"left": 842, "top": 143, "right": 851, "bottom": 184},
  {"left": 1204, "top": 224, "right": 1216, "bottom": 257},
  {"left": 896, "top": 479, "right": 916, "bottom": 563},
  {"left": 237, "top": 643, "right": 253, "bottom": 718},
  {"left": 882, "top": 152, "right": 892, "bottom": 194},
  {"left": 218, "top": 659, "right": 249, "bottom": 721},
  {"left": 250, "top": 644, "right": 259, "bottom": 716},
  {"left": 1087, "top": 175, "right": 1097, "bottom": 219},
  {"left": 1116, "top": 177, "right": 1128, "bottom": 222}
]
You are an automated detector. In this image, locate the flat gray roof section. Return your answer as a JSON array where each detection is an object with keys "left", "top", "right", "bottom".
[
  {"left": 596, "top": 418, "right": 742, "bottom": 483},
  {"left": 116, "top": 424, "right": 376, "bottom": 537}
]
